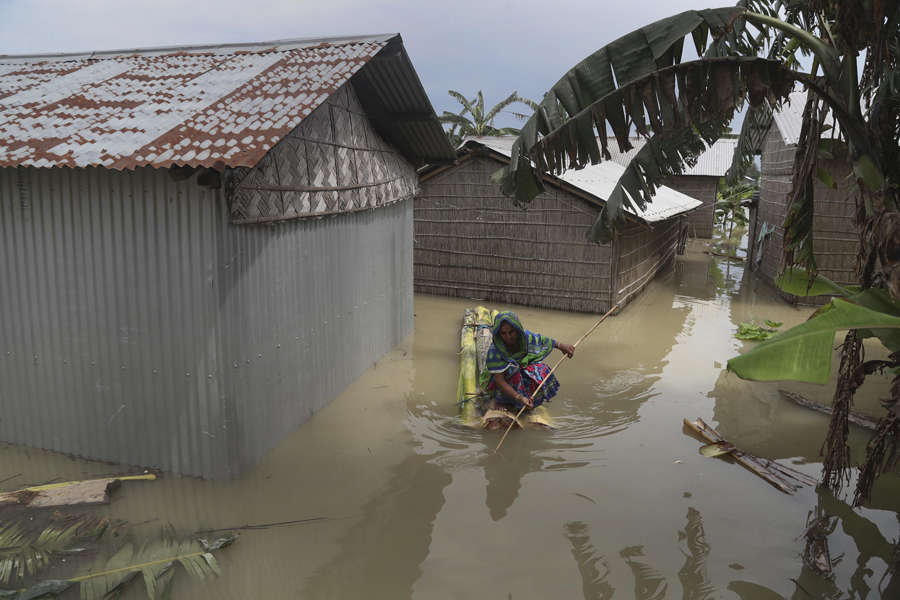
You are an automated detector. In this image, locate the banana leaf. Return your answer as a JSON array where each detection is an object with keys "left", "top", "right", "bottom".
[
  {"left": 497, "top": 7, "right": 795, "bottom": 241},
  {"left": 775, "top": 267, "right": 851, "bottom": 297},
  {"left": 727, "top": 298, "right": 900, "bottom": 383}
]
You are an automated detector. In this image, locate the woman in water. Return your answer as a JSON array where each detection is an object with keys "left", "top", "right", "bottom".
[{"left": 481, "top": 311, "right": 575, "bottom": 411}]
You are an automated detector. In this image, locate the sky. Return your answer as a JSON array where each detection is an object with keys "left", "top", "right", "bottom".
[{"left": 0, "top": 0, "right": 734, "bottom": 128}]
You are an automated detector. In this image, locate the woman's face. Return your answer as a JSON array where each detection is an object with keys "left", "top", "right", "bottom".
[{"left": 498, "top": 322, "right": 520, "bottom": 348}]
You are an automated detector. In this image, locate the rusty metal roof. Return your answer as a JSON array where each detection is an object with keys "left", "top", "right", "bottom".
[{"left": 0, "top": 34, "right": 454, "bottom": 170}]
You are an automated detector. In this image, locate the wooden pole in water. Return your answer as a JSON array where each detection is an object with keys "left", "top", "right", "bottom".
[{"left": 494, "top": 304, "right": 619, "bottom": 453}]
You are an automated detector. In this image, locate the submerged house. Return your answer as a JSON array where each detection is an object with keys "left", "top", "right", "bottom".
[
  {"left": 603, "top": 136, "right": 738, "bottom": 239},
  {"left": 0, "top": 34, "right": 454, "bottom": 479},
  {"left": 747, "top": 90, "right": 858, "bottom": 298},
  {"left": 414, "top": 137, "right": 701, "bottom": 314}
]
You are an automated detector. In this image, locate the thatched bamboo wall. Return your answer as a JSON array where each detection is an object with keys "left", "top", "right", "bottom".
[
  {"left": 229, "top": 81, "right": 418, "bottom": 223},
  {"left": 613, "top": 219, "right": 681, "bottom": 308},
  {"left": 663, "top": 175, "right": 717, "bottom": 239},
  {"left": 415, "top": 152, "right": 684, "bottom": 313},
  {"left": 751, "top": 127, "right": 859, "bottom": 302}
]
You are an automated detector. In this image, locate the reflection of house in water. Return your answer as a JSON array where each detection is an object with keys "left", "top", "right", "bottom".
[{"left": 301, "top": 452, "right": 452, "bottom": 598}]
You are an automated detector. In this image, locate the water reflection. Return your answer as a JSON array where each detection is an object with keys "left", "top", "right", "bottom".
[
  {"left": 301, "top": 450, "right": 452, "bottom": 598},
  {"left": 677, "top": 507, "right": 716, "bottom": 600},
  {"left": 565, "top": 521, "right": 615, "bottom": 599}
]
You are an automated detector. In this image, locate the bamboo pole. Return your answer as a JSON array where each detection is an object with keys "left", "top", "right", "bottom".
[{"left": 494, "top": 304, "right": 619, "bottom": 453}]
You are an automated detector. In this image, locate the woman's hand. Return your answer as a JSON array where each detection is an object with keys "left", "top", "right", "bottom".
[
  {"left": 558, "top": 342, "right": 575, "bottom": 358},
  {"left": 518, "top": 394, "right": 534, "bottom": 409}
]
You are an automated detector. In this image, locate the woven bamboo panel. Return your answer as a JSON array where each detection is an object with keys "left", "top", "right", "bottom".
[
  {"left": 613, "top": 219, "right": 680, "bottom": 309},
  {"left": 229, "top": 81, "right": 418, "bottom": 223},
  {"left": 752, "top": 128, "right": 860, "bottom": 303},
  {"left": 414, "top": 154, "right": 616, "bottom": 314}
]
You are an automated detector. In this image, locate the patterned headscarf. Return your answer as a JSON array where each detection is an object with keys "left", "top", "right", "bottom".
[{"left": 481, "top": 311, "right": 554, "bottom": 387}]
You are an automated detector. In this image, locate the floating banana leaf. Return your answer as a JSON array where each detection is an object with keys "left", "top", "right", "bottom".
[{"left": 728, "top": 298, "right": 900, "bottom": 383}]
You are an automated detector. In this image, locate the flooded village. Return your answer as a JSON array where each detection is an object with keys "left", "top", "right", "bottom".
[{"left": 2, "top": 3, "right": 900, "bottom": 599}]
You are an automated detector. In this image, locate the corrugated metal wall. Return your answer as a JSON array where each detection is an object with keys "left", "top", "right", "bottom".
[{"left": 0, "top": 166, "right": 413, "bottom": 478}]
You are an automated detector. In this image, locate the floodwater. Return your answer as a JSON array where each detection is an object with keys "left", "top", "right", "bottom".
[{"left": 3, "top": 238, "right": 899, "bottom": 599}]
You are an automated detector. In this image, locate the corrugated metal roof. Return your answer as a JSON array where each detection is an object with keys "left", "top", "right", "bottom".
[
  {"left": 603, "top": 136, "right": 738, "bottom": 177},
  {"left": 0, "top": 34, "right": 454, "bottom": 170},
  {"left": 771, "top": 90, "right": 807, "bottom": 145},
  {"left": 466, "top": 136, "right": 702, "bottom": 223}
]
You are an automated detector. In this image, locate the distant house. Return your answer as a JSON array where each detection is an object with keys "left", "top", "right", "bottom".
[
  {"left": 603, "top": 137, "right": 738, "bottom": 238},
  {"left": 0, "top": 34, "right": 454, "bottom": 478},
  {"left": 414, "top": 137, "right": 701, "bottom": 314},
  {"left": 746, "top": 91, "right": 857, "bottom": 299}
]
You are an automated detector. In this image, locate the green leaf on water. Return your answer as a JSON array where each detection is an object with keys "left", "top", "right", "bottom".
[
  {"left": 728, "top": 298, "right": 900, "bottom": 384},
  {"left": 764, "top": 320, "right": 782, "bottom": 329},
  {"left": 775, "top": 268, "right": 849, "bottom": 297}
]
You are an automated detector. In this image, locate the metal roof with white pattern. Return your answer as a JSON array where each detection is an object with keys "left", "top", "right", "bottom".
[
  {"left": 0, "top": 34, "right": 453, "bottom": 170},
  {"left": 464, "top": 136, "right": 702, "bottom": 223},
  {"left": 602, "top": 136, "right": 738, "bottom": 177}
]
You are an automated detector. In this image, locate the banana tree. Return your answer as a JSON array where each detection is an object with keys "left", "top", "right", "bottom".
[
  {"left": 438, "top": 90, "right": 539, "bottom": 146},
  {"left": 497, "top": 1, "right": 900, "bottom": 504}
]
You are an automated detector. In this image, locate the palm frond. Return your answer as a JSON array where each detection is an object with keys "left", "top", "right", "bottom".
[
  {"left": 74, "top": 532, "right": 237, "bottom": 600},
  {"left": 447, "top": 90, "right": 476, "bottom": 118},
  {"left": 0, "top": 516, "right": 115, "bottom": 585}
]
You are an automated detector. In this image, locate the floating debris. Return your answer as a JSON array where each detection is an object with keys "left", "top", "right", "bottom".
[
  {"left": 683, "top": 418, "right": 817, "bottom": 494},
  {"left": 0, "top": 474, "right": 156, "bottom": 509}
]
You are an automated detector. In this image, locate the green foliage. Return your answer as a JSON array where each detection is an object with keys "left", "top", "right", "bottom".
[
  {"left": 0, "top": 516, "right": 115, "bottom": 586},
  {"left": 735, "top": 321, "right": 781, "bottom": 341},
  {"left": 727, "top": 298, "right": 900, "bottom": 384},
  {"left": 438, "top": 90, "right": 538, "bottom": 146}
]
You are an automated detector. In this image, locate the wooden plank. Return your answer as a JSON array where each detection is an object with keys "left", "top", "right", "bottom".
[
  {"left": 0, "top": 474, "right": 156, "bottom": 508},
  {"left": 683, "top": 417, "right": 816, "bottom": 494}
]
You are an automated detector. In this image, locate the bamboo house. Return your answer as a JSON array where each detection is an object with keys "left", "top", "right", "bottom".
[
  {"left": 603, "top": 136, "right": 738, "bottom": 239},
  {"left": 747, "top": 90, "right": 858, "bottom": 300},
  {"left": 414, "top": 137, "right": 702, "bottom": 314},
  {"left": 0, "top": 34, "right": 454, "bottom": 479}
]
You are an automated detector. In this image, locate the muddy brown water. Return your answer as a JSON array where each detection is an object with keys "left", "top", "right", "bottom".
[{"left": 2, "top": 239, "right": 899, "bottom": 599}]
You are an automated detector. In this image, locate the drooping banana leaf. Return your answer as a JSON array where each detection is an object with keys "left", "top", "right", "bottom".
[
  {"left": 726, "top": 101, "right": 774, "bottom": 184},
  {"left": 727, "top": 298, "right": 900, "bottom": 383},
  {"left": 496, "top": 6, "right": 795, "bottom": 240}
]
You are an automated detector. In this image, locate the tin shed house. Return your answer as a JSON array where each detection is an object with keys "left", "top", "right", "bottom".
[
  {"left": 0, "top": 34, "right": 454, "bottom": 479},
  {"left": 414, "top": 137, "right": 701, "bottom": 314},
  {"left": 603, "top": 137, "right": 738, "bottom": 239},
  {"left": 746, "top": 90, "right": 857, "bottom": 300}
]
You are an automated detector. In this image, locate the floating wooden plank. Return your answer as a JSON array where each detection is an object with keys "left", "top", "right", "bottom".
[
  {"left": 779, "top": 389, "right": 879, "bottom": 430},
  {"left": 0, "top": 474, "right": 156, "bottom": 508},
  {"left": 683, "top": 417, "right": 817, "bottom": 494}
]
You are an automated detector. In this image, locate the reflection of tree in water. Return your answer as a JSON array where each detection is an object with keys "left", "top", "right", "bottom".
[
  {"left": 301, "top": 452, "right": 451, "bottom": 599},
  {"left": 677, "top": 507, "right": 716, "bottom": 600},
  {"left": 565, "top": 521, "right": 615, "bottom": 600},
  {"left": 620, "top": 545, "right": 668, "bottom": 600},
  {"left": 564, "top": 502, "right": 899, "bottom": 600}
]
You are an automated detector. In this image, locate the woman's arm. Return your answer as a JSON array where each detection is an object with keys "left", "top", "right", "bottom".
[
  {"left": 553, "top": 340, "right": 575, "bottom": 358},
  {"left": 492, "top": 373, "right": 533, "bottom": 408}
]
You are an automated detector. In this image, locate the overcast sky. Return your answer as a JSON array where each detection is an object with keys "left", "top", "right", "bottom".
[{"left": 1, "top": 0, "right": 731, "bottom": 128}]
